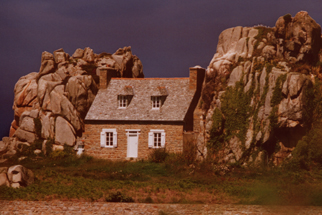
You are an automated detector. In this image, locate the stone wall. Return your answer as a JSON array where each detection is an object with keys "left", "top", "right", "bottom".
[{"left": 83, "top": 121, "right": 184, "bottom": 160}]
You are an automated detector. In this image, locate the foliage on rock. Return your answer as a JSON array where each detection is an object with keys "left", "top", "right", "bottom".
[{"left": 198, "top": 11, "right": 322, "bottom": 167}]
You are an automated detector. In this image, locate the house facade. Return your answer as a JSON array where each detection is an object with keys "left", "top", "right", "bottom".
[{"left": 83, "top": 66, "right": 205, "bottom": 160}]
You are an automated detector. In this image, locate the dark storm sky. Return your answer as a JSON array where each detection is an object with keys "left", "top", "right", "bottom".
[{"left": 1, "top": 0, "right": 322, "bottom": 138}]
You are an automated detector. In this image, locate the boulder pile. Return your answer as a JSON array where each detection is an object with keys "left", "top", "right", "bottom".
[
  {"left": 197, "top": 11, "right": 322, "bottom": 166},
  {"left": 1, "top": 46, "right": 143, "bottom": 161}
]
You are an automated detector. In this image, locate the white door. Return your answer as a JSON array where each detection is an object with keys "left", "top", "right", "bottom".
[{"left": 127, "top": 132, "right": 138, "bottom": 158}]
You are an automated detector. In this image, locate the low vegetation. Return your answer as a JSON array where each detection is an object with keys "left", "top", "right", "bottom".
[{"left": 1, "top": 148, "right": 322, "bottom": 206}]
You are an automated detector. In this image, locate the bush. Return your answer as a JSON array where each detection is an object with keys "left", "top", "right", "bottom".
[
  {"left": 33, "top": 118, "right": 42, "bottom": 138},
  {"left": 219, "top": 80, "right": 252, "bottom": 144},
  {"left": 292, "top": 64, "right": 311, "bottom": 75},
  {"left": 144, "top": 196, "right": 154, "bottom": 203},
  {"left": 49, "top": 145, "right": 75, "bottom": 160},
  {"left": 149, "top": 148, "right": 169, "bottom": 163},
  {"left": 164, "top": 153, "right": 187, "bottom": 172},
  {"left": 183, "top": 140, "right": 197, "bottom": 165},
  {"left": 33, "top": 139, "right": 43, "bottom": 150},
  {"left": 17, "top": 144, "right": 33, "bottom": 157},
  {"left": 285, "top": 126, "right": 322, "bottom": 170},
  {"left": 49, "top": 150, "right": 70, "bottom": 160},
  {"left": 105, "top": 191, "right": 134, "bottom": 202},
  {"left": 45, "top": 138, "right": 54, "bottom": 156}
]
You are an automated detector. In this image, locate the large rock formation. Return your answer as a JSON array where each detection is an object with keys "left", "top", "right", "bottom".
[
  {"left": 1, "top": 47, "right": 143, "bottom": 160},
  {"left": 197, "top": 11, "right": 322, "bottom": 166}
]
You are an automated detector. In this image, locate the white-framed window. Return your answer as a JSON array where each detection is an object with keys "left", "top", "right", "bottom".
[
  {"left": 152, "top": 96, "right": 161, "bottom": 109},
  {"left": 118, "top": 95, "right": 128, "bottom": 108},
  {"left": 148, "top": 129, "right": 165, "bottom": 148},
  {"left": 100, "top": 129, "right": 117, "bottom": 148}
]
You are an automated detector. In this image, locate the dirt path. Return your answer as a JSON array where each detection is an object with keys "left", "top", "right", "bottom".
[{"left": 1, "top": 200, "right": 322, "bottom": 214}]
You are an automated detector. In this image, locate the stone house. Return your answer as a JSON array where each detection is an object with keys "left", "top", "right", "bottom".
[{"left": 83, "top": 66, "right": 205, "bottom": 160}]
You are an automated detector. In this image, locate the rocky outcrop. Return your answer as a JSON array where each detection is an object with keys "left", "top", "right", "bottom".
[
  {"left": 0, "top": 165, "right": 34, "bottom": 188},
  {"left": 4, "top": 46, "right": 143, "bottom": 159},
  {"left": 55, "top": 116, "right": 76, "bottom": 146},
  {"left": 197, "top": 11, "right": 322, "bottom": 166},
  {"left": 275, "top": 12, "right": 321, "bottom": 64}
]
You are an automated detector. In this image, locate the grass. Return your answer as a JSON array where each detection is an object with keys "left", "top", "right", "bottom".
[{"left": 2, "top": 154, "right": 322, "bottom": 205}]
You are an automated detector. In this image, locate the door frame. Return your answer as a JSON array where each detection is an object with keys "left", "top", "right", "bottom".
[{"left": 125, "top": 129, "right": 140, "bottom": 158}]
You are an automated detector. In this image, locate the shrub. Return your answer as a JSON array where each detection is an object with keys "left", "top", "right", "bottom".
[
  {"left": 253, "top": 26, "right": 274, "bottom": 51},
  {"left": 253, "top": 59, "right": 265, "bottom": 72},
  {"left": 63, "top": 145, "right": 75, "bottom": 156},
  {"left": 292, "top": 64, "right": 311, "bottom": 74},
  {"left": 316, "top": 61, "right": 322, "bottom": 67},
  {"left": 219, "top": 80, "right": 252, "bottom": 143},
  {"left": 45, "top": 138, "right": 54, "bottom": 156},
  {"left": 144, "top": 196, "right": 154, "bottom": 203},
  {"left": 285, "top": 126, "right": 322, "bottom": 170},
  {"left": 49, "top": 150, "right": 70, "bottom": 160},
  {"left": 105, "top": 191, "right": 134, "bottom": 202},
  {"left": 164, "top": 153, "right": 186, "bottom": 172},
  {"left": 17, "top": 144, "right": 33, "bottom": 157},
  {"left": 149, "top": 148, "right": 169, "bottom": 163},
  {"left": 271, "top": 74, "right": 287, "bottom": 107},
  {"left": 33, "top": 139, "right": 43, "bottom": 150},
  {"left": 183, "top": 140, "right": 198, "bottom": 165},
  {"left": 49, "top": 145, "right": 74, "bottom": 160},
  {"left": 208, "top": 108, "right": 225, "bottom": 152},
  {"left": 33, "top": 118, "right": 42, "bottom": 138}
]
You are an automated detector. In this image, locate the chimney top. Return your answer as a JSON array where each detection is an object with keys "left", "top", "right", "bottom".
[{"left": 189, "top": 66, "right": 205, "bottom": 91}]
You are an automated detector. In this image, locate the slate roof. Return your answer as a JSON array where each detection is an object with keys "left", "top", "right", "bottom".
[{"left": 85, "top": 78, "right": 195, "bottom": 121}]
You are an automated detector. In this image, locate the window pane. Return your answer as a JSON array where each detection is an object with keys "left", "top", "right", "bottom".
[
  {"left": 106, "top": 132, "right": 113, "bottom": 146},
  {"left": 119, "top": 96, "right": 127, "bottom": 108},
  {"left": 152, "top": 96, "right": 161, "bottom": 108},
  {"left": 153, "top": 132, "right": 161, "bottom": 147}
]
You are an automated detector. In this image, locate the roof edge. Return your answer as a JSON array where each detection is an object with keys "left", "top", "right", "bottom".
[
  {"left": 85, "top": 119, "right": 185, "bottom": 125},
  {"left": 111, "top": 77, "right": 189, "bottom": 80}
]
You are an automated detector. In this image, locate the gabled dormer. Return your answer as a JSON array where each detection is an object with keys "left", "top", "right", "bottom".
[
  {"left": 151, "top": 86, "right": 168, "bottom": 110},
  {"left": 118, "top": 85, "right": 133, "bottom": 109}
]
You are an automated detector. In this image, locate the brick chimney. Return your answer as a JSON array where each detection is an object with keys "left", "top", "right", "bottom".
[
  {"left": 98, "top": 67, "right": 117, "bottom": 89},
  {"left": 184, "top": 66, "right": 206, "bottom": 132},
  {"left": 189, "top": 66, "right": 205, "bottom": 91}
]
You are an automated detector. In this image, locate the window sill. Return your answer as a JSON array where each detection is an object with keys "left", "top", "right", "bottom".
[{"left": 102, "top": 146, "right": 116, "bottom": 148}]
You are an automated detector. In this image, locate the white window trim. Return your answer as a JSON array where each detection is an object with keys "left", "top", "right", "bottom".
[
  {"left": 100, "top": 129, "right": 117, "bottom": 148},
  {"left": 148, "top": 129, "right": 165, "bottom": 148},
  {"left": 125, "top": 129, "right": 141, "bottom": 134},
  {"left": 118, "top": 95, "right": 128, "bottom": 109},
  {"left": 151, "top": 96, "right": 161, "bottom": 110}
]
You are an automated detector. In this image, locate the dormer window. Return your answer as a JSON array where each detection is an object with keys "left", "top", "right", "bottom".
[
  {"left": 118, "top": 86, "right": 133, "bottom": 109},
  {"left": 152, "top": 96, "right": 161, "bottom": 109},
  {"left": 118, "top": 95, "right": 128, "bottom": 108},
  {"left": 151, "top": 86, "right": 167, "bottom": 110}
]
